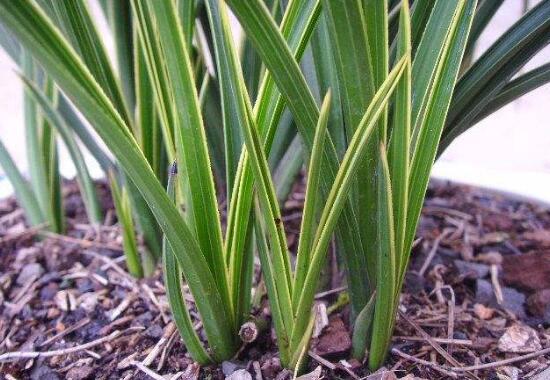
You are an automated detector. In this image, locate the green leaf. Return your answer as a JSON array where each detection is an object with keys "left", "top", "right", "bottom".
[
  {"left": 205, "top": 0, "right": 244, "bottom": 202},
  {"left": 290, "top": 57, "right": 407, "bottom": 365},
  {"left": 224, "top": 0, "right": 322, "bottom": 332},
  {"left": 442, "top": 0, "right": 550, "bottom": 151},
  {"left": 131, "top": 0, "right": 176, "bottom": 159},
  {"left": 109, "top": 171, "right": 142, "bottom": 278},
  {"left": 324, "top": 0, "right": 374, "bottom": 134},
  {"left": 363, "top": 0, "right": 389, "bottom": 114},
  {"left": 471, "top": 62, "right": 550, "bottom": 126},
  {"left": 134, "top": 39, "right": 157, "bottom": 170},
  {"left": 0, "top": 0, "right": 236, "bottom": 361},
  {"left": 205, "top": 0, "right": 293, "bottom": 350},
  {"left": 0, "top": 140, "right": 44, "bottom": 227},
  {"left": 125, "top": 177, "right": 162, "bottom": 261},
  {"left": 411, "top": 0, "right": 465, "bottom": 134},
  {"left": 323, "top": 0, "right": 376, "bottom": 313},
  {"left": 292, "top": 91, "right": 331, "bottom": 307},
  {"left": 22, "top": 52, "right": 49, "bottom": 225},
  {"left": 43, "top": 0, "right": 132, "bottom": 127},
  {"left": 227, "top": 1, "right": 371, "bottom": 327},
  {"left": 57, "top": 95, "right": 114, "bottom": 174},
  {"left": 199, "top": 74, "right": 226, "bottom": 179},
  {"left": 406, "top": 0, "right": 476, "bottom": 277},
  {"left": 23, "top": 76, "right": 102, "bottom": 225},
  {"left": 368, "top": 143, "right": 396, "bottom": 370},
  {"left": 162, "top": 163, "right": 212, "bottom": 364},
  {"left": 388, "top": 0, "right": 412, "bottom": 281},
  {"left": 147, "top": 0, "right": 230, "bottom": 320},
  {"left": 410, "top": 0, "right": 435, "bottom": 54},
  {"left": 351, "top": 291, "right": 376, "bottom": 359},
  {"left": 104, "top": 0, "right": 135, "bottom": 111},
  {"left": 273, "top": 134, "right": 304, "bottom": 203},
  {"left": 465, "top": 0, "right": 505, "bottom": 57},
  {"left": 178, "top": 0, "right": 196, "bottom": 51},
  {"left": 310, "top": 12, "right": 345, "bottom": 157},
  {"left": 252, "top": 201, "right": 291, "bottom": 363}
]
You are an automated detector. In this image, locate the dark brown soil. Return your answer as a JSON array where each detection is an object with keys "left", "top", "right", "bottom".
[{"left": 0, "top": 180, "right": 549, "bottom": 380}]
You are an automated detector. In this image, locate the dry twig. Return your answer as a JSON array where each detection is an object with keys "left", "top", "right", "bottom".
[
  {"left": 391, "top": 348, "right": 458, "bottom": 378},
  {"left": 0, "top": 330, "right": 123, "bottom": 362}
]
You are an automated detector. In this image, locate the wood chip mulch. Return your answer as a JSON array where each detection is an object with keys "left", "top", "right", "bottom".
[{"left": 0, "top": 179, "right": 549, "bottom": 380}]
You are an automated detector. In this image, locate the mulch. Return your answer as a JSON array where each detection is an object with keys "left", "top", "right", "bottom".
[{"left": 0, "top": 179, "right": 549, "bottom": 380}]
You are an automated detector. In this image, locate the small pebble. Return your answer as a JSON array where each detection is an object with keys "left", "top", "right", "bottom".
[
  {"left": 144, "top": 324, "right": 163, "bottom": 339},
  {"left": 225, "top": 369, "right": 252, "bottom": 380},
  {"left": 498, "top": 323, "right": 542, "bottom": 353},
  {"left": 474, "top": 303, "right": 495, "bottom": 320},
  {"left": 222, "top": 361, "right": 245, "bottom": 376}
]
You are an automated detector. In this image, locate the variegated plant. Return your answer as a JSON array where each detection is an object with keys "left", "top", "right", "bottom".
[{"left": 0, "top": 0, "right": 549, "bottom": 372}]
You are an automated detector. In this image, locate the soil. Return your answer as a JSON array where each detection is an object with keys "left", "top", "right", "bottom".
[{"left": 0, "top": 179, "right": 549, "bottom": 380}]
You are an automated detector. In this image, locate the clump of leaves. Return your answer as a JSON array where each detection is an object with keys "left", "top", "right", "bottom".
[{"left": 1, "top": 0, "right": 549, "bottom": 372}]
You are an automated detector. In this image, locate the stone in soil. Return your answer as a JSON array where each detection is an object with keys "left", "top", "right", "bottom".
[
  {"left": 475, "top": 278, "right": 526, "bottom": 319},
  {"left": 454, "top": 259, "right": 490, "bottom": 279},
  {"left": 502, "top": 250, "right": 550, "bottom": 292},
  {"left": 66, "top": 365, "right": 94, "bottom": 380},
  {"left": 313, "top": 316, "right": 351, "bottom": 358},
  {"left": 473, "top": 303, "right": 495, "bottom": 320},
  {"left": 222, "top": 361, "right": 247, "bottom": 376},
  {"left": 31, "top": 364, "right": 60, "bottom": 380},
  {"left": 498, "top": 323, "right": 542, "bottom": 353},
  {"left": 226, "top": 369, "right": 253, "bottom": 380},
  {"left": 526, "top": 289, "right": 550, "bottom": 321}
]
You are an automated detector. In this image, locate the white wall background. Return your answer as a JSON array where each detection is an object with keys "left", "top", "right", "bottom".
[
  {"left": 433, "top": 0, "right": 550, "bottom": 205},
  {"left": 1, "top": 0, "right": 549, "bottom": 203}
]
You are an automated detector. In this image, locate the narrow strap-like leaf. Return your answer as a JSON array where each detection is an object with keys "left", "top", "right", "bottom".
[
  {"left": 104, "top": 0, "right": 135, "bottom": 111},
  {"left": 23, "top": 76, "right": 102, "bottom": 225},
  {"left": 351, "top": 291, "right": 376, "bottom": 359},
  {"left": 227, "top": 1, "right": 370, "bottom": 325},
  {"left": 411, "top": 0, "right": 465, "bottom": 132},
  {"left": 292, "top": 91, "right": 331, "bottom": 308},
  {"left": 252, "top": 201, "right": 291, "bottom": 364},
  {"left": 109, "top": 171, "right": 142, "bottom": 278},
  {"left": 388, "top": 0, "right": 412, "bottom": 282},
  {"left": 205, "top": 0, "right": 244, "bottom": 202},
  {"left": 43, "top": 0, "right": 132, "bottom": 127},
  {"left": 0, "top": 140, "right": 44, "bottom": 227},
  {"left": 410, "top": 0, "right": 435, "bottom": 54},
  {"left": 147, "top": 0, "right": 230, "bottom": 320},
  {"left": 405, "top": 0, "right": 476, "bottom": 278},
  {"left": 131, "top": 0, "right": 176, "bottom": 159},
  {"left": 179, "top": 0, "right": 196, "bottom": 54},
  {"left": 57, "top": 95, "right": 114, "bottom": 173},
  {"left": 310, "top": 12, "right": 345, "bottom": 157},
  {"left": 21, "top": 52, "right": 49, "bottom": 223},
  {"left": 273, "top": 134, "right": 304, "bottom": 203},
  {"left": 290, "top": 57, "right": 407, "bottom": 360},
  {"left": 469, "top": 62, "right": 550, "bottom": 127},
  {"left": 224, "top": 0, "right": 323, "bottom": 322},
  {"left": 368, "top": 143, "right": 397, "bottom": 369},
  {"left": 0, "top": 0, "right": 236, "bottom": 361},
  {"left": 207, "top": 0, "right": 293, "bottom": 334},
  {"left": 443, "top": 0, "right": 550, "bottom": 150},
  {"left": 323, "top": 0, "right": 375, "bottom": 135},
  {"left": 465, "top": 0, "right": 505, "bottom": 56},
  {"left": 163, "top": 163, "right": 213, "bottom": 364},
  {"left": 363, "top": 0, "right": 389, "bottom": 140},
  {"left": 0, "top": 21, "right": 20, "bottom": 62},
  {"left": 323, "top": 0, "right": 376, "bottom": 311}
]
